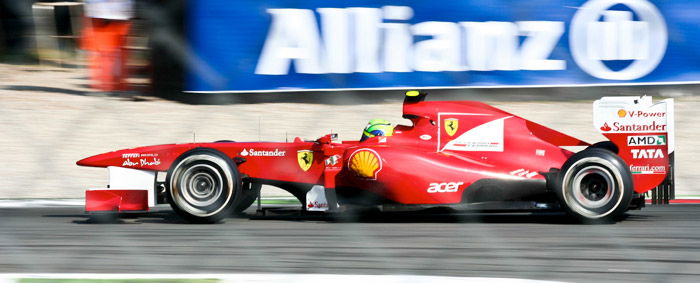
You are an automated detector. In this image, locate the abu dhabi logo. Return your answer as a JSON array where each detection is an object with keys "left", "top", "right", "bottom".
[{"left": 570, "top": 0, "right": 667, "bottom": 80}]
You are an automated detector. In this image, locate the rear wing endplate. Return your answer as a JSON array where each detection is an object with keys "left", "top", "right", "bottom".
[{"left": 593, "top": 96, "right": 674, "bottom": 198}]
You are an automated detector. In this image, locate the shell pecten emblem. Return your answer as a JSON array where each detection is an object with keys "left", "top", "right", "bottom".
[
  {"left": 297, "top": 150, "right": 313, "bottom": 172},
  {"left": 349, "top": 149, "right": 382, "bottom": 179},
  {"left": 617, "top": 109, "right": 627, "bottom": 118}
]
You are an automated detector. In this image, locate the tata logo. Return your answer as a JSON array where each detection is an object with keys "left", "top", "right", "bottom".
[
  {"left": 427, "top": 182, "right": 464, "bottom": 193},
  {"left": 627, "top": 135, "right": 666, "bottom": 146},
  {"left": 255, "top": 0, "right": 667, "bottom": 81},
  {"left": 631, "top": 148, "right": 664, "bottom": 159},
  {"left": 570, "top": 0, "right": 667, "bottom": 80}
]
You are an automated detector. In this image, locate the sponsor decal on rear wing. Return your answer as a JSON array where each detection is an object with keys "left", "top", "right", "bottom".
[{"left": 593, "top": 96, "right": 674, "bottom": 193}]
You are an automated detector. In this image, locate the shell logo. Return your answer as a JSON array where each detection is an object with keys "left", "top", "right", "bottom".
[
  {"left": 349, "top": 149, "right": 382, "bottom": 179},
  {"left": 617, "top": 109, "right": 627, "bottom": 118}
]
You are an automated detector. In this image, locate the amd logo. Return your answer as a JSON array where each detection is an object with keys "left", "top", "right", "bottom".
[{"left": 627, "top": 135, "right": 666, "bottom": 146}]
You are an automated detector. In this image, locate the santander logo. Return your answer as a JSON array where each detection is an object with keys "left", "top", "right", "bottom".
[
  {"left": 307, "top": 201, "right": 328, "bottom": 209},
  {"left": 600, "top": 122, "right": 612, "bottom": 132}
]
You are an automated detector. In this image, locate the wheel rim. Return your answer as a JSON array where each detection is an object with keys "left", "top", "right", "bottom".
[
  {"left": 170, "top": 154, "right": 235, "bottom": 217},
  {"left": 572, "top": 166, "right": 614, "bottom": 209},
  {"left": 180, "top": 164, "right": 223, "bottom": 207},
  {"left": 562, "top": 157, "right": 625, "bottom": 219}
]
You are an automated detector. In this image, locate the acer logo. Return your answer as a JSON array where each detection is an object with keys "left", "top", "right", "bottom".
[
  {"left": 427, "top": 182, "right": 464, "bottom": 193},
  {"left": 631, "top": 149, "right": 664, "bottom": 159}
]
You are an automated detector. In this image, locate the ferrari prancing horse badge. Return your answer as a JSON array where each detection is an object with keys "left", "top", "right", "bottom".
[
  {"left": 444, "top": 118, "right": 458, "bottom": 136},
  {"left": 297, "top": 150, "right": 313, "bottom": 171}
]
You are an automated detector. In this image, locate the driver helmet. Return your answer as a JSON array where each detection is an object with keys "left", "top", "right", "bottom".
[{"left": 361, "top": 119, "right": 394, "bottom": 141}]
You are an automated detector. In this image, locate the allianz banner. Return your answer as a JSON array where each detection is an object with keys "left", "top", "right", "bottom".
[{"left": 186, "top": 0, "right": 699, "bottom": 93}]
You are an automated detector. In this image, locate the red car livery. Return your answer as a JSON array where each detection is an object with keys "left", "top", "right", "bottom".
[{"left": 77, "top": 91, "right": 674, "bottom": 223}]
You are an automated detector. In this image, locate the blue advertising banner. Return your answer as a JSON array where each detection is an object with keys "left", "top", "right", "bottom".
[{"left": 186, "top": 0, "right": 700, "bottom": 93}]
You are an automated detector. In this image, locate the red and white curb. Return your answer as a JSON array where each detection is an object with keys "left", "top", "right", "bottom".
[{"left": 0, "top": 273, "right": 567, "bottom": 283}]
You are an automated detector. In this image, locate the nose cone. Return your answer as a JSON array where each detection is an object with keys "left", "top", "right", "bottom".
[
  {"left": 76, "top": 151, "right": 121, "bottom": 168},
  {"left": 76, "top": 143, "right": 185, "bottom": 170}
]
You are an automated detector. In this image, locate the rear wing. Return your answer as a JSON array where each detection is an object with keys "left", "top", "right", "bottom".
[{"left": 593, "top": 96, "right": 674, "bottom": 196}]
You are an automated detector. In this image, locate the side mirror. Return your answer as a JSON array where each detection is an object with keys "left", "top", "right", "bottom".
[{"left": 316, "top": 133, "right": 338, "bottom": 144}]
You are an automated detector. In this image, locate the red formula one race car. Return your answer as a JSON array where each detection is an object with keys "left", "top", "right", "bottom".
[{"left": 77, "top": 91, "right": 674, "bottom": 223}]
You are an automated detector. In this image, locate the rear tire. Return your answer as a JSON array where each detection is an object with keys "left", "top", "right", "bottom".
[
  {"left": 589, "top": 141, "right": 619, "bottom": 154},
  {"left": 556, "top": 148, "right": 633, "bottom": 223},
  {"left": 167, "top": 149, "right": 240, "bottom": 223}
]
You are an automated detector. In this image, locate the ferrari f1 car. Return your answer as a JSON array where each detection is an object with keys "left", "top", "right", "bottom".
[{"left": 77, "top": 91, "right": 674, "bottom": 223}]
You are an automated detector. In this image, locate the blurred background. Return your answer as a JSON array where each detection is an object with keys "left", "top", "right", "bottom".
[
  {"left": 2, "top": 1, "right": 700, "bottom": 281},
  {"left": 1, "top": 0, "right": 697, "bottom": 200}
]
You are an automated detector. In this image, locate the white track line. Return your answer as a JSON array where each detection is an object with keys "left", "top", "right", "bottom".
[
  {"left": 0, "top": 199, "right": 83, "bottom": 208},
  {"left": 0, "top": 273, "right": 567, "bottom": 283},
  {"left": 0, "top": 198, "right": 301, "bottom": 208}
]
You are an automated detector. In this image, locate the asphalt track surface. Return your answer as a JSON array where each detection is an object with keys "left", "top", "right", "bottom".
[{"left": 1, "top": 205, "right": 700, "bottom": 282}]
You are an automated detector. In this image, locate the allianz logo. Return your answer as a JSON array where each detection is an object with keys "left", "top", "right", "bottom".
[{"left": 256, "top": 0, "right": 666, "bottom": 81}]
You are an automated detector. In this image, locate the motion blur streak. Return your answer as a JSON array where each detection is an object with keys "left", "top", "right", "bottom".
[
  {"left": 0, "top": 273, "right": 564, "bottom": 283},
  {"left": 2, "top": 206, "right": 700, "bottom": 282}
]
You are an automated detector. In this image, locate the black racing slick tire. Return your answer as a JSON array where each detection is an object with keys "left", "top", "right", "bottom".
[
  {"left": 166, "top": 149, "right": 241, "bottom": 223},
  {"left": 588, "top": 141, "right": 619, "bottom": 154},
  {"left": 556, "top": 148, "right": 633, "bottom": 223}
]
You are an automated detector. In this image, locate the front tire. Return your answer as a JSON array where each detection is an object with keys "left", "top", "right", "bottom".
[
  {"left": 167, "top": 149, "right": 240, "bottom": 223},
  {"left": 556, "top": 148, "right": 633, "bottom": 223}
]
